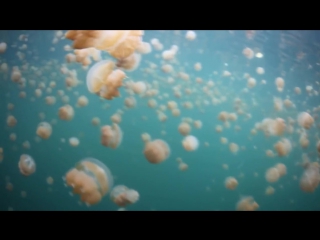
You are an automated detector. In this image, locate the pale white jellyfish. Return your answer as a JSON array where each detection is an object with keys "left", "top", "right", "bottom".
[
  {"left": 18, "top": 154, "right": 36, "bottom": 176},
  {"left": 69, "top": 137, "right": 80, "bottom": 147},
  {"left": 275, "top": 77, "right": 285, "bottom": 92},
  {"left": 182, "top": 135, "right": 199, "bottom": 151},
  {"left": 297, "top": 112, "right": 314, "bottom": 129},
  {"left": 132, "top": 81, "right": 147, "bottom": 94},
  {"left": 265, "top": 167, "right": 280, "bottom": 183},
  {"left": 0, "top": 42, "right": 7, "bottom": 53},
  {"left": 186, "top": 31, "right": 196, "bottom": 40}
]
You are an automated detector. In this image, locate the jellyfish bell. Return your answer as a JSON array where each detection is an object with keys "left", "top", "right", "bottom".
[
  {"left": 297, "top": 112, "right": 314, "bottom": 129},
  {"left": 236, "top": 196, "right": 259, "bottom": 211},
  {"left": 65, "top": 158, "right": 113, "bottom": 205},
  {"left": 116, "top": 53, "right": 141, "bottom": 72},
  {"left": 182, "top": 135, "right": 199, "bottom": 151},
  {"left": 86, "top": 60, "right": 114, "bottom": 93},
  {"left": 18, "top": 154, "right": 36, "bottom": 176},
  {"left": 144, "top": 139, "right": 170, "bottom": 164},
  {"left": 36, "top": 122, "right": 52, "bottom": 139},
  {"left": 300, "top": 162, "right": 320, "bottom": 193},
  {"left": 110, "top": 185, "right": 139, "bottom": 207},
  {"left": 101, "top": 123, "right": 123, "bottom": 149},
  {"left": 65, "top": 30, "right": 144, "bottom": 59}
]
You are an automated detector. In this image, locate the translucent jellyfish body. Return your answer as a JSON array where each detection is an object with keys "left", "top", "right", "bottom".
[
  {"left": 86, "top": 60, "right": 125, "bottom": 100},
  {"left": 236, "top": 196, "right": 259, "bottom": 211},
  {"left": 110, "top": 185, "right": 139, "bottom": 207},
  {"left": 116, "top": 53, "right": 141, "bottom": 71},
  {"left": 182, "top": 135, "right": 199, "bottom": 151},
  {"left": 36, "top": 122, "right": 52, "bottom": 139},
  {"left": 274, "top": 138, "right": 292, "bottom": 157},
  {"left": 300, "top": 162, "right": 320, "bottom": 193},
  {"left": 101, "top": 123, "right": 123, "bottom": 149},
  {"left": 18, "top": 154, "right": 36, "bottom": 176},
  {"left": 58, "top": 104, "right": 74, "bottom": 120},
  {"left": 297, "top": 112, "right": 314, "bottom": 129},
  {"left": 65, "top": 30, "right": 143, "bottom": 59},
  {"left": 65, "top": 158, "right": 113, "bottom": 205},
  {"left": 144, "top": 139, "right": 170, "bottom": 164}
]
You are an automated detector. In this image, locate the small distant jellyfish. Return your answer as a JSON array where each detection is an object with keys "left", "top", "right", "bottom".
[
  {"left": 36, "top": 122, "right": 52, "bottom": 139},
  {"left": 247, "top": 78, "right": 256, "bottom": 88},
  {"left": 22, "top": 141, "right": 30, "bottom": 149},
  {"left": 275, "top": 77, "right": 285, "bottom": 92},
  {"left": 178, "top": 162, "right": 188, "bottom": 171},
  {"left": 178, "top": 122, "right": 191, "bottom": 136},
  {"left": 144, "top": 139, "right": 170, "bottom": 164},
  {"left": 124, "top": 97, "right": 136, "bottom": 108},
  {"left": 256, "top": 67, "right": 264, "bottom": 75},
  {"left": 101, "top": 123, "right": 123, "bottom": 149},
  {"left": 59, "top": 104, "right": 74, "bottom": 121},
  {"left": 77, "top": 96, "right": 89, "bottom": 107},
  {"left": 274, "top": 138, "right": 292, "bottom": 157},
  {"left": 294, "top": 87, "right": 301, "bottom": 94},
  {"left": 236, "top": 196, "right": 259, "bottom": 211},
  {"left": 64, "top": 158, "right": 113, "bottom": 205},
  {"left": 297, "top": 112, "right": 314, "bottom": 129},
  {"left": 265, "top": 186, "right": 275, "bottom": 195},
  {"left": 91, "top": 117, "right": 100, "bottom": 126},
  {"left": 10, "top": 133, "right": 17, "bottom": 141},
  {"left": 182, "top": 135, "right": 199, "bottom": 151},
  {"left": 275, "top": 163, "right": 286, "bottom": 177},
  {"left": 46, "top": 176, "right": 54, "bottom": 185},
  {"left": 110, "top": 185, "right": 139, "bottom": 207},
  {"left": 141, "top": 133, "right": 151, "bottom": 143},
  {"left": 18, "top": 154, "right": 36, "bottom": 176},
  {"left": 185, "top": 31, "right": 196, "bottom": 40},
  {"left": 194, "top": 62, "right": 202, "bottom": 71},
  {"left": 229, "top": 143, "right": 239, "bottom": 154},
  {"left": 7, "top": 115, "right": 17, "bottom": 127},
  {"left": 132, "top": 81, "right": 147, "bottom": 94},
  {"left": 242, "top": 47, "right": 254, "bottom": 59},
  {"left": 45, "top": 96, "right": 56, "bottom": 105},
  {"left": 0, "top": 42, "right": 7, "bottom": 53},
  {"left": 193, "top": 120, "right": 202, "bottom": 129},
  {"left": 69, "top": 137, "right": 80, "bottom": 147},
  {"left": 225, "top": 177, "right": 238, "bottom": 190}
]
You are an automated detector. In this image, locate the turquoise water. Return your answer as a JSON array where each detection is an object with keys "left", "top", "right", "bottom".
[{"left": 0, "top": 30, "right": 320, "bottom": 210}]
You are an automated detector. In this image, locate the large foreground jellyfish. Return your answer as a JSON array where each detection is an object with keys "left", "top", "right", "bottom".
[
  {"left": 110, "top": 185, "right": 139, "bottom": 207},
  {"left": 65, "top": 158, "right": 113, "bottom": 205},
  {"left": 65, "top": 30, "right": 143, "bottom": 59},
  {"left": 86, "top": 60, "right": 126, "bottom": 100},
  {"left": 18, "top": 154, "right": 36, "bottom": 176}
]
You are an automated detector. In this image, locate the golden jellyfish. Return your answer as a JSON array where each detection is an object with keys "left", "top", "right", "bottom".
[
  {"left": 236, "top": 196, "right": 259, "bottom": 211},
  {"left": 275, "top": 163, "right": 287, "bottom": 177},
  {"left": 18, "top": 154, "right": 36, "bottom": 176},
  {"left": 294, "top": 87, "right": 301, "bottom": 94},
  {"left": 111, "top": 113, "right": 121, "bottom": 124},
  {"left": 36, "top": 122, "right": 52, "bottom": 139},
  {"left": 185, "top": 31, "right": 196, "bottom": 40},
  {"left": 228, "top": 113, "right": 237, "bottom": 121},
  {"left": 193, "top": 120, "right": 202, "bottom": 129},
  {"left": 64, "top": 158, "right": 113, "bottom": 205},
  {"left": 110, "top": 185, "right": 139, "bottom": 207},
  {"left": 317, "top": 140, "right": 320, "bottom": 154},
  {"left": 274, "top": 138, "right": 291, "bottom": 157},
  {"left": 148, "top": 99, "right": 157, "bottom": 108},
  {"left": 178, "top": 162, "right": 188, "bottom": 171},
  {"left": 194, "top": 62, "right": 202, "bottom": 71},
  {"left": 299, "top": 134, "right": 309, "bottom": 148},
  {"left": 275, "top": 77, "right": 285, "bottom": 92},
  {"left": 225, "top": 177, "right": 238, "bottom": 190},
  {"left": 182, "top": 135, "right": 199, "bottom": 151},
  {"left": 9, "top": 133, "right": 16, "bottom": 141},
  {"left": 116, "top": 53, "right": 141, "bottom": 71},
  {"left": 242, "top": 47, "right": 254, "bottom": 59},
  {"left": 47, "top": 176, "right": 54, "bottom": 185},
  {"left": 300, "top": 162, "right": 320, "bottom": 193},
  {"left": 59, "top": 104, "right": 74, "bottom": 120},
  {"left": 265, "top": 167, "right": 280, "bottom": 183},
  {"left": 0, "top": 42, "right": 7, "bottom": 53},
  {"left": 265, "top": 186, "right": 275, "bottom": 195},
  {"left": 247, "top": 77, "right": 256, "bottom": 88},
  {"left": 65, "top": 30, "right": 143, "bottom": 59},
  {"left": 91, "top": 117, "right": 100, "bottom": 126},
  {"left": 132, "top": 81, "right": 147, "bottom": 94},
  {"left": 218, "top": 111, "right": 229, "bottom": 122},
  {"left": 124, "top": 97, "right": 136, "bottom": 108},
  {"left": 220, "top": 137, "right": 228, "bottom": 144},
  {"left": 141, "top": 133, "right": 151, "bottom": 143},
  {"left": 297, "top": 112, "right": 314, "bottom": 129},
  {"left": 144, "top": 139, "right": 170, "bottom": 164},
  {"left": 69, "top": 137, "right": 80, "bottom": 147},
  {"left": 7, "top": 115, "right": 17, "bottom": 127},
  {"left": 266, "top": 150, "right": 274, "bottom": 157},
  {"left": 178, "top": 122, "right": 191, "bottom": 136},
  {"left": 229, "top": 143, "right": 239, "bottom": 154},
  {"left": 136, "top": 41, "right": 151, "bottom": 54},
  {"left": 86, "top": 60, "right": 125, "bottom": 100},
  {"left": 172, "top": 108, "right": 180, "bottom": 117},
  {"left": 77, "top": 95, "right": 89, "bottom": 107},
  {"left": 101, "top": 123, "right": 123, "bottom": 149},
  {"left": 45, "top": 96, "right": 56, "bottom": 105},
  {"left": 256, "top": 67, "right": 264, "bottom": 75},
  {"left": 162, "top": 50, "right": 176, "bottom": 60}
]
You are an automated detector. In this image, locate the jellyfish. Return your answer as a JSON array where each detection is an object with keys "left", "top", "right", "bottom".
[
  {"left": 300, "top": 162, "right": 320, "bottom": 193},
  {"left": 265, "top": 186, "right": 275, "bottom": 195},
  {"left": 116, "top": 53, "right": 141, "bottom": 71},
  {"left": 225, "top": 177, "right": 238, "bottom": 190},
  {"left": 86, "top": 60, "right": 125, "bottom": 100},
  {"left": 65, "top": 30, "right": 143, "bottom": 59},
  {"left": 185, "top": 31, "right": 196, "bottom": 40},
  {"left": 110, "top": 185, "right": 139, "bottom": 207},
  {"left": 132, "top": 81, "right": 147, "bottom": 94},
  {"left": 178, "top": 162, "right": 188, "bottom": 171},
  {"left": 64, "top": 158, "right": 113, "bottom": 205},
  {"left": 236, "top": 196, "right": 259, "bottom": 211},
  {"left": 178, "top": 122, "right": 191, "bottom": 136},
  {"left": 69, "top": 137, "right": 80, "bottom": 147},
  {"left": 58, "top": 104, "right": 74, "bottom": 120},
  {"left": 36, "top": 122, "right": 52, "bottom": 139},
  {"left": 297, "top": 112, "right": 314, "bottom": 129},
  {"left": 182, "top": 135, "right": 199, "bottom": 151},
  {"left": 275, "top": 77, "right": 285, "bottom": 92},
  {"left": 101, "top": 123, "right": 123, "bottom": 149},
  {"left": 7, "top": 115, "right": 17, "bottom": 127},
  {"left": 265, "top": 167, "right": 280, "bottom": 183},
  {"left": 144, "top": 139, "right": 170, "bottom": 164},
  {"left": 77, "top": 96, "right": 89, "bottom": 107},
  {"left": 274, "top": 138, "right": 292, "bottom": 157},
  {"left": 18, "top": 154, "right": 36, "bottom": 176}
]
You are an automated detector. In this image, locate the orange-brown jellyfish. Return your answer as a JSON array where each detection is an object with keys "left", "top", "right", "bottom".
[
  {"left": 18, "top": 154, "right": 36, "bottom": 176},
  {"left": 101, "top": 123, "right": 123, "bottom": 149},
  {"left": 110, "top": 185, "right": 139, "bottom": 207},
  {"left": 300, "top": 162, "right": 320, "bottom": 193},
  {"left": 236, "top": 196, "right": 259, "bottom": 211},
  {"left": 65, "top": 30, "right": 143, "bottom": 59},
  {"left": 86, "top": 60, "right": 125, "bottom": 100},
  {"left": 297, "top": 112, "right": 314, "bottom": 129},
  {"left": 58, "top": 104, "right": 74, "bottom": 120},
  {"left": 36, "top": 122, "right": 52, "bottom": 139},
  {"left": 116, "top": 53, "right": 141, "bottom": 72},
  {"left": 64, "top": 158, "right": 113, "bottom": 205},
  {"left": 144, "top": 139, "right": 170, "bottom": 164}
]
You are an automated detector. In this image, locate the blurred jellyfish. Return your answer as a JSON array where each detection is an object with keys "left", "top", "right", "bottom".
[
  {"left": 300, "top": 162, "right": 320, "bottom": 193},
  {"left": 18, "top": 154, "right": 36, "bottom": 176},
  {"left": 297, "top": 112, "right": 314, "bottom": 129},
  {"left": 36, "top": 122, "right": 52, "bottom": 139},
  {"left": 182, "top": 135, "right": 199, "bottom": 151},
  {"left": 144, "top": 139, "right": 170, "bottom": 164},
  {"left": 101, "top": 123, "right": 123, "bottom": 149},
  {"left": 69, "top": 137, "right": 80, "bottom": 147},
  {"left": 116, "top": 53, "right": 141, "bottom": 71},
  {"left": 110, "top": 185, "right": 139, "bottom": 207},
  {"left": 59, "top": 104, "right": 74, "bottom": 120},
  {"left": 64, "top": 158, "right": 113, "bottom": 205},
  {"left": 236, "top": 196, "right": 259, "bottom": 211},
  {"left": 225, "top": 177, "right": 238, "bottom": 190}
]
